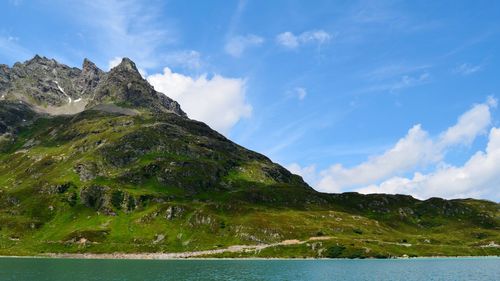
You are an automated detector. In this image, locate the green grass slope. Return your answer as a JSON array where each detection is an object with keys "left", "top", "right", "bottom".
[{"left": 0, "top": 102, "right": 498, "bottom": 258}]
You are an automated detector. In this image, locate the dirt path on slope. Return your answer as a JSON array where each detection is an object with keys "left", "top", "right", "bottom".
[{"left": 46, "top": 237, "right": 327, "bottom": 259}]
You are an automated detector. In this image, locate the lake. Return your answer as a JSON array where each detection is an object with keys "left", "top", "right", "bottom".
[{"left": 0, "top": 257, "right": 498, "bottom": 280}]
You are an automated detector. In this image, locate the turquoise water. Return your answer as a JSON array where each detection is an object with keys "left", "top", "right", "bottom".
[{"left": 0, "top": 257, "right": 498, "bottom": 280}]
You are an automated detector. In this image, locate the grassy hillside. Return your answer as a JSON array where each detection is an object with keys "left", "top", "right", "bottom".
[{"left": 0, "top": 103, "right": 498, "bottom": 258}]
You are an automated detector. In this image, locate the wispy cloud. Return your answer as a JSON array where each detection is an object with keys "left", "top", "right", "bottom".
[
  {"left": 262, "top": 112, "right": 325, "bottom": 158},
  {"left": 349, "top": 0, "right": 440, "bottom": 32},
  {"left": 362, "top": 72, "right": 430, "bottom": 94},
  {"left": 365, "top": 64, "right": 431, "bottom": 81},
  {"left": 265, "top": 130, "right": 307, "bottom": 156},
  {"left": 359, "top": 63, "right": 432, "bottom": 94},
  {"left": 453, "top": 63, "right": 482, "bottom": 76},
  {"left": 389, "top": 73, "right": 430, "bottom": 91},
  {"left": 226, "top": 0, "right": 248, "bottom": 37},
  {"left": 72, "top": 0, "right": 177, "bottom": 69},
  {"left": 225, "top": 34, "right": 264, "bottom": 57},
  {"left": 351, "top": 1, "right": 405, "bottom": 25},
  {"left": 276, "top": 30, "right": 332, "bottom": 49},
  {"left": 223, "top": 1, "right": 265, "bottom": 58}
]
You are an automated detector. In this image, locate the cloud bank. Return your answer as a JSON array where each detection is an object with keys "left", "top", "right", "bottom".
[{"left": 288, "top": 98, "right": 499, "bottom": 200}]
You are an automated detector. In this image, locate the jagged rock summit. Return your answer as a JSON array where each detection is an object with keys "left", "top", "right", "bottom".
[{"left": 0, "top": 55, "right": 185, "bottom": 116}]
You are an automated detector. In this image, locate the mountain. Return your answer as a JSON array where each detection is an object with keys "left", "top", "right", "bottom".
[
  {"left": 0, "top": 55, "right": 183, "bottom": 116},
  {"left": 0, "top": 56, "right": 498, "bottom": 258}
]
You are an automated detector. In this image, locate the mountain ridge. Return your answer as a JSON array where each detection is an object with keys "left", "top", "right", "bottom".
[{"left": 0, "top": 56, "right": 498, "bottom": 258}]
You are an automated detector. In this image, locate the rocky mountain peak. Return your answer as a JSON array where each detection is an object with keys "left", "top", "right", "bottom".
[
  {"left": 90, "top": 57, "right": 185, "bottom": 116},
  {"left": 78, "top": 58, "right": 104, "bottom": 96},
  {"left": 105, "top": 57, "right": 143, "bottom": 86},
  {"left": 26, "top": 54, "right": 57, "bottom": 66},
  {"left": 29, "top": 54, "right": 45, "bottom": 62},
  {"left": 82, "top": 58, "right": 100, "bottom": 73},
  {"left": 112, "top": 57, "right": 140, "bottom": 74},
  {"left": 0, "top": 56, "right": 185, "bottom": 117}
]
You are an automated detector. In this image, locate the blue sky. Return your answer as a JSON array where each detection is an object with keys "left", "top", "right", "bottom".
[{"left": 1, "top": 0, "right": 499, "bottom": 200}]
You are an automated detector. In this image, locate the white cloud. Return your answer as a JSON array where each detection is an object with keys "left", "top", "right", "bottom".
[
  {"left": 276, "top": 32, "right": 299, "bottom": 48},
  {"left": 487, "top": 95, "right": 498, "bottom": 108},
  {"left": 276, "top": 30, "right": 332, "bottom": 49},
  {"left": 438, "top": 102, "right": 493, "bottom": 147},
  {"left": 108, "top": 57, "right": 122, "bottom": 70},
  {"left": 287, "top": 163, "right": 318, "bottom": 185},
  {"left": 316, "top": 124, "right": 438, "bottom": 192},
  {"left": 359, "top": 127, "right": 500, "bottom": 200},
  {"left": 225, "top": 34, "right": 264, "bottom": 57},
  {"left": 147, "top": 68, "right": 252, "bottom": 135},
  {"left": 299, "top": 30, "right": 332, "bottom": 44},
  {"left": 453, "top": 63, "right": 482, "bottom": 76},
  {"left": 289, "top": 98, "right": 498, "bottom": 200}
]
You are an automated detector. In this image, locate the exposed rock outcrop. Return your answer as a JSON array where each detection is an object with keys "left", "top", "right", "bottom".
[{"left": 0, "top": 55, "right": 185, "bottom": 116}]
